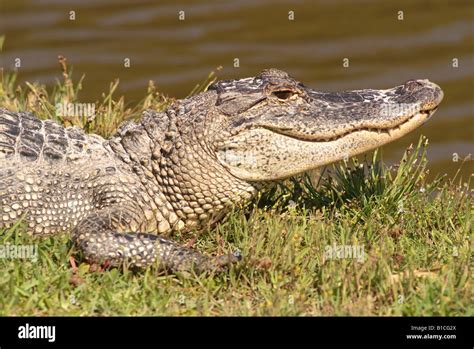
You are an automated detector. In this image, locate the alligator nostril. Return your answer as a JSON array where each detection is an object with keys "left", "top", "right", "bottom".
[{"left": 404, "top": 79, "right": 424, "bottom": 91}]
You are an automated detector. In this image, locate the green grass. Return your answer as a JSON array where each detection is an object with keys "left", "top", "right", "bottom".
[{"left": 0, "top": 58, "right": 472, "bottom": 316}]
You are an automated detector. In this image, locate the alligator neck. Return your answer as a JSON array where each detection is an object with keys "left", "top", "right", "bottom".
[{"left": 109, "top": 107, "right": 257, "bottom": 233}]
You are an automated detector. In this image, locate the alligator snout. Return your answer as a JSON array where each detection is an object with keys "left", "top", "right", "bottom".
[{"left": 402, "top": 79, "right": 444, "bottom": 111}]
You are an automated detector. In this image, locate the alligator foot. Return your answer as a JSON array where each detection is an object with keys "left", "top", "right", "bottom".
[{"left": 72, "top": 208, "right": 240, "bottom": 274}]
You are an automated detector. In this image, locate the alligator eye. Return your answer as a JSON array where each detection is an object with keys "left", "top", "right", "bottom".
[{"left": 272, "top": 90, "right": 294, "bottom": 100}]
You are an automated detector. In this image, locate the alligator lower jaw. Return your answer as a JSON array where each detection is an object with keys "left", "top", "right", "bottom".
[
  {"left": 323, "top": 108, "right": 436, "bottom": 143},
  {"left": 297, "top": 109, "right": 437, "bottom": 168},
  {"left": 218, "top": 109, "right": 437, "bottom": 182},
  {"left": 315, "top": 109, "right": 435, "bottom": 152},
  {"left": 332, "top": 111, "right": 429, "bottom": 148},
  {"left": 271, "top": 108, "right": 437, "bottom": 143}
]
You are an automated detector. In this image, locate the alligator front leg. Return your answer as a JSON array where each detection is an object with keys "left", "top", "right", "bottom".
[{"left": 71, "top": 208, "right": 240, "bottom": 273}]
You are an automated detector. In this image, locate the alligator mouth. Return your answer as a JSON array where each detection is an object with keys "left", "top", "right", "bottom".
[{"left": 264, "top": 106, "right": 439, "bottom": 143}]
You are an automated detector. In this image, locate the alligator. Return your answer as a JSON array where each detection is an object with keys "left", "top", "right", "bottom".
[{"left": 0, "top": 69, "right": 443, "bottom": 273}]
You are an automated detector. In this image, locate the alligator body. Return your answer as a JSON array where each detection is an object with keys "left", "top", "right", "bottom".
[{"left": 0, "top": 69, "right": 443, "bottom": 273}]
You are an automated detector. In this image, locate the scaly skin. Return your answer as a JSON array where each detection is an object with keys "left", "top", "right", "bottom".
[{"left": 0, "top": 69, "right": 443, "bottom": 273}]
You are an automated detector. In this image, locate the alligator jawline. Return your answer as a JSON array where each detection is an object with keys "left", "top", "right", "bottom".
[{"left": 264, "top": 108, "right": 435, "bottom": 143}]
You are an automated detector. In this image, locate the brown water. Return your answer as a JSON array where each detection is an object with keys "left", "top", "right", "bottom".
[{"left": 1, "top": 0, "right": 473, "bottom": 180}]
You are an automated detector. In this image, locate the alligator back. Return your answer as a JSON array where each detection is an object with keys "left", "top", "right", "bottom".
[
  {"left": 0, "top": 108, "right": 100, "bottom": 164},
  {"left": 0, "top": 109, "right": 126, "bottom": 234}
]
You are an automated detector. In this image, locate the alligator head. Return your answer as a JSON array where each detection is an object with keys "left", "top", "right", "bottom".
[{"left": 205, "top": 68, "right": 443, "bottom": 181}]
